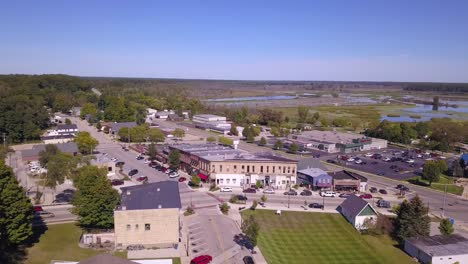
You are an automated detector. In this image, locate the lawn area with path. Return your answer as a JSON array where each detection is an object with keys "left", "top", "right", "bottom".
[
  {"left": 407, "top": 175, "right": 464, "bottom": 196},
  {"left": 242, "top": 210, "right": 414, "bottom": 264}
]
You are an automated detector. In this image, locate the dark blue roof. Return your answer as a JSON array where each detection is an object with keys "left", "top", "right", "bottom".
[
  {"left": 461, "top": 153, "right": 468, "bottom": 163},
  {"left": 118, "top": 181, "right": 181, "bottom": 210}
]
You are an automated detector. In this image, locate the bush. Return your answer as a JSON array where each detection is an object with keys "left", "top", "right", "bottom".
[
  {"left": 256, "top": 180, "right": 263, "bottom": 189},
  {"left": 250, "top": 200, "right": 258, "bottom": 210},
  {"left": 292, "top": 184, "right": 299, "bottom": 190},
  {"left": 261, "top": 195, "right": 267, "bottom": 203},
  {"left": 220, "top": 202, "right": 230, "bottom": 215},
  {"left": 184, "top": 206, "right": 195, "bottom": 216},
  {"left": 191, "top": 175, "right": 201, "bottom": 186},
  {"left": 209, "top": 183, "right": 220, "bottom": 192},
  {"left": 229, "top": 195, "right": 239, "bottom": 204}
]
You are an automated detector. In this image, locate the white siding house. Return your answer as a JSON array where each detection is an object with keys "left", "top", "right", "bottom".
[{"left": 338, "top": 195, "right": 377, "bottom": 230}]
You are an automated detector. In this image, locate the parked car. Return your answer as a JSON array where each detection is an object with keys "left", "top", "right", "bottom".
[
  {"left": 243, "top": 188, "right": 257, "bottom": 193},
  {"left": 190, "top": 255, "right": 213, "bottom": 264},
  {"left": 371, "top": 161, "right": 378, "bottom": 165},
  {"left": 148, "top": 161, "right": 158, "bottom": 167},
  {"left": 326, "top": 159, "right": 336, "bottom": 164},
  {"left": 283, "top": 190, "right": 298, "bottom": 196},
  {"left": 320, "top": 191, "right": 336, "bottom": 197},
  {"left": 144, "top": 160, "right": 150, "bottom": 164},
  {"left": 377, "top": 199, "right": 391, "bottom": 208},
  {"left": 355, "top": 159, "right": 363, "bottom": 164},
  {"left": 220, "top": 187, "right": 233, "bottom": 192},
  {"left": 136, "top": 156, "right": 144, "bottom": 160},
  {"left": 359, "top": 194, "right": 373, "bottom": 199},
  {"left": 169, "top": 172, "right": 180, "bottom": 178},
  {"left": 236, "top": 195, "right": 248, "bottom": 201},
  {"left": 34, "top": 211, "right": 55, "bottom": 218},
  {"left": 308, "top": 203, "right": 324, "bottom": 209},
  {"left": 33, "top": 206, "right": 43, "bottom": 212},
  {"left": 396, "top": 184, "right": 406, "bottom": 190},
  {"left": 382, "top": 157, "right": 391, "bottom": 162},
  {"left": 339, "top": 193, "right": 352, "bottom": 198},
  {"left": 370, "top": 187, "right": 378, "bottom": 193},
  {"left": 111, "top": 179, "right": 124, "bottom": 186},
  {"left": 243, "top": 256, "right": 255, "bottom": 264},
  {"left": 178, "top": 177, "right": 187, "bottom": 182},
  {"left": 137, "top": 176, "right": 148, "bottom": 182},
  {"left": 365, "top": 153, "right": 373, "bottom": 157},
  {"left": 110, "top": 157, "right": 118, "bottom": 162},
  {"left": 263, "top": 189, "right": 275, "bottom": 194},
  {"left": 300, "top": 190, "right": 312, "bottom": 196},
  {"left": 155, "top": 165, "right": 163, "bottom": 171},
  {"left": 115, "top": 161, "right": 125, "bottom": 167},
  {"left": 379, "top": 189, "right": 388, "bottom": 194},
  {"left": 128, "top": 169, "right": 138, "bottom": 176},
  {"left": 347, "top": 157, "right": 355, "bottom": 162}
]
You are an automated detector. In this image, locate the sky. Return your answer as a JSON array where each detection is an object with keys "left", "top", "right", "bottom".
[{"left": 1, "top": 0, "right": 468, "bottom": 82}]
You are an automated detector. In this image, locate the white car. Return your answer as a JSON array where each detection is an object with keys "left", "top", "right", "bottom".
[
  {"left": 382, "top": 157, "right": 391, "bottom": 162},
  {"left": 355, "top": 159, "right": 363, "bottom": 164},
  {"left": 364, "top": 153, "right": 373, "bottom": 157},
  {"left": 320, "top": 191, "right": 336, "bottom": 197},
  {"left": 406, "top": 159, "right": 415, "bottom": 164},
  {"left": 144, "top": 160, "right": 150, "bottom": 164},
  {"left": 220, "top": 187, "right": 233, "bottom": 192},
  {"left": 347, "top": 157, "right": 355, "bottom": 162},
  {"left": 169, "top": 172, "right": 180, "bottom": 178},
  {"left": 111, "top": 157, "right": 118, "bottom": 162},
  {"left": 263, "top": 189, "right": 275, "bottom": 194}
]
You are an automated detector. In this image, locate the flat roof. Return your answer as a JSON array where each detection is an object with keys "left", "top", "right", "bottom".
[
  {"left": 406, "top": 235, "right": 468, "bottom": 257},
  {"left": 298, "top": 167, "right": 330, "bottom": 178},
  {"left": 118, "top": 181, "right": 181, "bottom": 210},
  {"left": 193, "top": 114, "right": 225, "bottom": 119},
  {"left": 291, "top": 130, "right": 378, "bottom": 145},
  {"left": 330, "top": 170, "right": 367, "bottom": 182}
]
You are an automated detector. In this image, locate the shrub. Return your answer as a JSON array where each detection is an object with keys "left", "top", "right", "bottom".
[
  {"left": 255, "top": 180, "right": 263, "bottom": 189},
  {"left": 220, "top": 203, "right": 230, "bottom": 215},
  {"left": 250, "top": 200, "right": 258, "bottom": 210},
  {"left": 184, "top": 206, "right": 195, "bottom": 216},
  {"left": 261, "top": 195, "right": 267, "bottom": 203},
  {"left": 209, "top": 183, "right": 220, "bottom": 192},
  {"left": 229, "top": 195, "right": 239, "bottom": 204}
]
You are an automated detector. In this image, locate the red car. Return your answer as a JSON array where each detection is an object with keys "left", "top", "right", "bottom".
[
  {"left": 359, "top": 194, "right": 373, "bottom": 199},
  {"left": 243, "top": 188, "right": 257, "bottom": 193},
  {"left": 178, "top": 177, "right": 187, "bottom": 182},
  {"left": 137, "top": 176, "right": 148, "bottom": 182},
  {"left": 33, "top": 206, "right": 43, "bottom": 212},
  {"left": 190, "top": 255, "right": 212, "bottom": 264}
]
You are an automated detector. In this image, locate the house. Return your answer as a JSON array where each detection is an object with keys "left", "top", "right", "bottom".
[
  {"left": 167, "top": 114, "right": 183, "bottom": 122},
  {"left": 91, "top": 155, "right": 116, "bottom": 177},
  {"left": 21, "top": 142, "right": 79, "bottom": 162},
  {"left": 105, "top": 122, "right": 137, "bottom": 135},
  {"left": 55, "top": 124, "right": 78, "bottom": 135},
  {"left": 338, "top": 194, "right": 377, "bottom": 230},
  {"left": 297, "top": 167, "right": 332, "bottom": 190},
  {"left": 41, "top": 134, "right": 75, "bottom": 144},
  {"left": 404, "top": 234, "right": 468, "bottom": 264},
  {"left": 330, "top": 170, "right": 368, "bottom": 192},
  {"left": 114, "top": 181, "right": 181, "bottom": 249}
]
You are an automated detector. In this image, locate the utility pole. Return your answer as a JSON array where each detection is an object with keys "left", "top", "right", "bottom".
[
  {"left": 2, "top": 132, "right": 6, "bottom": 149},
  {"left": 442, "top": 183, "right": 448, "bottom": 218},
  {"left": 322, "top": 194, "right": 325, "bottom": 211}
]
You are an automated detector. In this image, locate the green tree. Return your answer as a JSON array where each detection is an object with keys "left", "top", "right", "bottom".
[
  {"left": 439, "top": 218, "right": 454, "bottom": 236},
  {"left": 172, "top": 128, "right": 185, "bottom": 139},
  {"left": 250, "top": 200, "right": 258, "bottom": 210},
  {"left": 39, "top": 144, "right": 60, "bottom": 167},
  {"left": 191, "top": 175, "right": 201, "bottom": 187},
  {"left": 452, "top": 159, "right": 465, "bottom": 177},
  {"left": 80, "top": 102, "right": 98, "bottom": 119},
  {"left": 0, "top": 161, "right": 33, "bottom": 249},
  {"left": 147, "top": 143, "right": 157, "bottom": 161},
  {"left": 147, "top": 128, "right": 165, "bottom": 143},
  {"left": 394, "top": 195, "right": 430, "bottom": 243},
  {"left": 42, "top": 152, "right": 76, "bottom": 190},
  {"left": 415, "top": 122, "right": 430, "bottom": 139},
  {"left": 230, "top": 124, "right": 239, "bottom": 136},
  {"left": 218, "top": 136, "right": 233, "bottom": 146},
  {"left": 258, "top": 137, "right": 267, "bottom": 146},
  {"left": 71, "top": 166, "right": 120, "bottom": 229},
  {"left": 168, "top": 150, "right": 180, "bottom": 170},
  {"left": 256, "top": 180, "right": 263, "bottom": 189},
  {"left": 241, "top": 215, "right": 260, "bottom": 248},
  {"left": 206, "top": 136, "right": 216, "bottom": 143},
  {"left": 65, "top": 118, "right": 72, "bottom": 125},
  {"left": 297, "top": 106, "right": 310, "bottom": 123},
  {"left": 274, "top": 140, "right": 283, "bottom": 150},
  {"left": 422, "top": 160, "right": 441, "bottom": 186},
  {"left": 74, "top": 131, "right": 99, "bottom": 155},
  {"left": 96, "top": 121, "right": 102, "bottom": 131},
  {"left": 220, "top": 202, "right": 230, "bottom": 215},
  {"left": 289, "top": 143, "right": 299, "bottom": 153},
  {"left": 260, "top": 195, "right": 267, "bottom": 203}
]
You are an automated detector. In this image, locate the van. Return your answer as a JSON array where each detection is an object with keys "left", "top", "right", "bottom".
[{"left": 320, "top": 191, "right": 336, "bottom": 197}]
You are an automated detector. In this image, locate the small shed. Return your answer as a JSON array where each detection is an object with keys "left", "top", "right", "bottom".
[
  {"left": 338, "top": 194, "right": 377, "bottom": 230},
  {"left": 404, "top": 234, "right": 468, "bottom": 264}
]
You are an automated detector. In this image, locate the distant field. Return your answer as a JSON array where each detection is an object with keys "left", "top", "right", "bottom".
[{"left": 242, "top": 210, "right": 414, "bottom": 264}]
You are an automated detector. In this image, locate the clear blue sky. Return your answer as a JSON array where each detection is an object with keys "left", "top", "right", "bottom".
[{"left": 1, "top": 0, "right": 468, "bottom": 82}]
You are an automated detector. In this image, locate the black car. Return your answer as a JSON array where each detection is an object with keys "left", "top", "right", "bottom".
[
  {"left": 236, "top": 195, "right": 248, "bottom": 201},
  {"left": 136, "top": 156, "right": 144, "bottom": 160},
  {"left": 377, "top": 199, "right": 391, "bottom": 208},
  {"left": 115, "top": 161, "right": 125, "bottom": 167},
  {"left": 283, "top": 190, "right": 298, "bottom": 196},
  {"left": 300, "top": 190, "right": 312, "bottom": 196},
  {"left": 128, "top": 169, "right": 138, "bottom": 176},
  {"left": 370, "top": 187, "right": 378, "bottom": 193},
  {"left": 308, "top": 203, "right": 324, "bottom": 209},
  {"left": 243, "top": 256, "right": 255, "bottom": 264},
  {"left": 111, "top": 179, "right": 124, "bottom": 186},
  {"left": 155, "top": 165, "right": 163, "bottom": 171},
  {"left": 379, "top": 189, "right": 388, "bottom": 194},
  {"left": 243, "top": 188, "right": 257, "bottom": 193},
  {"left": 326, "top": 159, "right": 336, "bottom": 164}
]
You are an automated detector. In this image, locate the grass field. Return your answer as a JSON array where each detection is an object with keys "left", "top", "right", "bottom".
[
  {"left": 407, "top": 175, "right": 464, "bottom": 195},
  {"left": 242, "top": 210, "right": 414, "bottom": 264}
]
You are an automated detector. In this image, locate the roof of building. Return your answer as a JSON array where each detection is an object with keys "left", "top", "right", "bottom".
[
  {"left": 461, "top": 153, "right": 468, "bottom": 163},
  {"left": 330, "top": 170, "right": 367, "bottom": 182},
  {"left": 109, "top": 122, "right": 137, "bottom": 132},
  {"left": 56, "top": 124, "right": 78, "bottom": 130},
  {"left": 406, "top": 234, "right": 468, "bottom": 257},
  {"left": 297, "top": 158, "right": 327, "bottom": 171},
  {"left": 118, "top": 181, "right": 181, "bottom": 210},
  {"left": 193, "top": 114, "right": 225, "bottom": 119},
  {"left": 41, "top": 134, "right": 75, "bottom": 140},
  {"left": 78, "top": 254, "right": 138, "bottom": 264},
  {"left": 21, "top": 142, "right": 79, "bottom": 158},
  {"left": 298, "top": 167, "right": 331, "bottom": 178},
  {"left": 339, "top": 194, "right": 376, "bottom": 219},
  {"left": 290, "top": 130, "right": 383, "bottom": 145}
]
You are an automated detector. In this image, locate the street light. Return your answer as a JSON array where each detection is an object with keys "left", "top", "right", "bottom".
[{"left": 442, "top": 183, "right": 448, "bottom": 218}]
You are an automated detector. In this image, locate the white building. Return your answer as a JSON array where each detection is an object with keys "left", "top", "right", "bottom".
[
  {"left": 338, "top": 195, "right": 377, "bottom": 230},
  {"left": 405, "top": 235, "right": 468, "bottom": 264},
  {"left": 193, "top": 114, "right": 231, "bottom": 134},
  {"left": 193, "top": 114, "right": 227, "bottom": 123}
]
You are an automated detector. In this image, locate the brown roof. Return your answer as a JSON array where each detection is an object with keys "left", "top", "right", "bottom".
[{"left": 78, "top": 254, "right": 138, "bottom": 264}]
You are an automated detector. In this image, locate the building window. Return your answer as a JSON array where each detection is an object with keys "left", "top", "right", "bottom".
[
  {"left": 233, "top": 179, "right": 236, "bottom": 184},
  {"left": 282, "top": 180, "right": 286, "bottom": 184},
  {"left": 220, "top": 179, "right": 224, "bottom": 184},
  {"left": 234, "top": 165, "right": 237, "bottom": 170},
  {"left": 145, "top": 224, "right": 151, "bottom": 231},
  {"left": 283, "top": 167, "right": 286, "bottom": 173},
  {"left": 242, "top": 165, "right": 245, "bottom": 171},
  {"left": 127, "top": 224, "right": 131, "bottom": 231},
  {"left": 260, "top": 166, "right": 264, "bottom": 173},
  {"left": 226, "top": 179, "right": 230, "bottom": 184},
  {"left": 135, "top": 224, "right": 139, "bottom": 230},
  {"left": 220, "top": 165, "right": 223, "bottom": 172},
  {"left": 267, "top": 166, "right": 269, "bottom": 173},
  {"left": 273, "top": 166, "right": 275, "bottom": 173}
]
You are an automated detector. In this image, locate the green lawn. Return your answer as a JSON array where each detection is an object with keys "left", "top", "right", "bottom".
[
  {"left": 242, "top": 210, "right": 414, "bottom": 264},
  {"left": 407, "top": 175, "right": 464, "bottom": 196},
  {"left": 25, "top": 223, "right": 126, "bottom": 264}
]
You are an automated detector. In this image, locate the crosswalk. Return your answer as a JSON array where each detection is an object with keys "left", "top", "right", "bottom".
[{"left": 179, "top": 183, "right": 221, "bottom": 209}]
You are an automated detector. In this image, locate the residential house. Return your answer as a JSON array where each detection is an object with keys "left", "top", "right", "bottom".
[
  {"left": 404, "top": 234, "right": 468, "bottom": 264},
  {"left": 55, "top": 124, "right": 78, "bottom": 135},
  {"left": 297, "top": 167, "right": 332, "bottom": 190},
  {"left": 114, "top": 181, "right": 181, "bottom": 249},
  {"left": 338, "top": 194, "right": 377, "bottom": 230},
  {"left": 104, "top": 122, "right": 137, "bottom": 135},
  {"left": 41, "top": 134, "right": 75, "bottom": 144}
]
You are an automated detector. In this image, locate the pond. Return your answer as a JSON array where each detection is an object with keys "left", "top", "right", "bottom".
[
  {"left": 205, "top": 95, "right": 298, "bottom": 102},
  {"left": 381, "top": 103, "right": 468, "bottom": 122}
]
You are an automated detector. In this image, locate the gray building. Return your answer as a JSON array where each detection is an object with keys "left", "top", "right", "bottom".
[
  {"left": 297, "top": 167, "right": 332, "bottom": 190},
  {"left": 404, "top": 235, "right": 468, "bottom": 264},
  {"left": 21, "top": 142, "right": 79, "bottom": 161}
]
